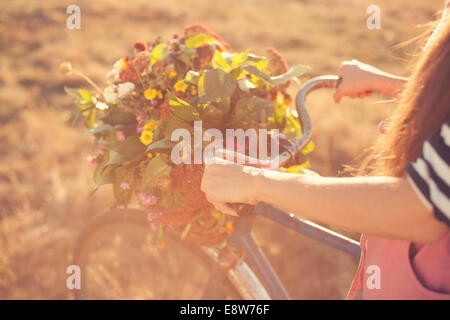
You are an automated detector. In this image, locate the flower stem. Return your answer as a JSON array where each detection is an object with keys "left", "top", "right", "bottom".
[{"left": 72, "top": 70, "right": 103, "bottom": 95}]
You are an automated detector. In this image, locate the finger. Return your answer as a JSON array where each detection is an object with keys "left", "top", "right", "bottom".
[
  {"left": 213, "top": 201, "right": 238, "bottom": 217},
  {"left": 333, "top": 92, "right": 342, "bottom": 103}
]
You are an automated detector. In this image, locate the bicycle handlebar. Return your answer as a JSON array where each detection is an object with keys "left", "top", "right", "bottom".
[
  {"left": 207, "top": 75, "right": 341, "bottom": 170},
  {"left": 225, "top": 75, "right": 341, "bottom": 216},
  {"left": 287, "top": 75, "right": 341, "bottom": 167}
]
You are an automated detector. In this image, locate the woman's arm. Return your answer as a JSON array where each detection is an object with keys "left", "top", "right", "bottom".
[
  {"left": 334, "top": 59, "right": 409, "bottom": 103},
  {"left": 201, "top": 163, "right": 448, "bottom": 243}
]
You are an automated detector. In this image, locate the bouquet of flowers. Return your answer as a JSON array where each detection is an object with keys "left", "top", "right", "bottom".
[{"left": 61, "top": 24, "right": 313, "bottom": 246}]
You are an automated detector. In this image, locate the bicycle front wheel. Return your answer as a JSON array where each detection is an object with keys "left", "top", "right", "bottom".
[{"left": 72, "top": 208, "right": 242, "bottom": 299}]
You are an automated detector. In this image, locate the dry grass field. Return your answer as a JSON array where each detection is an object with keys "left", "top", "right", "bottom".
[{"left": 0, "top": 0, "right": 444, "bottom": 299}]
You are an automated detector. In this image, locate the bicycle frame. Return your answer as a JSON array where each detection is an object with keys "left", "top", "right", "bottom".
[
  {"left": 225, "top": 204, "right": 361, "bottom": 299},
  {"left": 202, "top": 75, "right": 361, "bottom": 300}
]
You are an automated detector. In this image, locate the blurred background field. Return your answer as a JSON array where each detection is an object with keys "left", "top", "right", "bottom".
[{"left": 0, "top": 0, "right": 443, "bottom": 299}]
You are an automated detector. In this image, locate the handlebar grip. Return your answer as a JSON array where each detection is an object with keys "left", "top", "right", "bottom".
[{"left": 228, "top": 203, "right": 254, "bottom": 217}]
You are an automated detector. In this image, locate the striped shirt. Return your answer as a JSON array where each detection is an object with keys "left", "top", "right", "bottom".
[{"left": 406, "top": 121, "right": 450, "bottom": 227}]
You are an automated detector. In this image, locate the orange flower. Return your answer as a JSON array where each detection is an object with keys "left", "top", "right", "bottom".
[
  {"left": 213, "top": 212, "right": 221, "bottom": 219},
  {"left": 225, "top": 222, "right": 234, "bottom": 234},
  {"left": 157, "top": 242, "right": 166, "bottom": 249}
]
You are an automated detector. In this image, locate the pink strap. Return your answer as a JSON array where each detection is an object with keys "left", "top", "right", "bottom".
[{"left": 346, "top": 235, "right": 367, "bottom": 300}]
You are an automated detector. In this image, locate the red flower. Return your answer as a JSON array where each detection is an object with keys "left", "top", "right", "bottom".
[
  {"left": 132, "top": 51, "right": 151, "bottom": 74},
  {"left": 265, "top": 47, "right": 288, "bottom": 76},
  {"left": 119, "top": 68, "right": 139, "bottom": 83},
  {"left": 158, "top": 101, "right": 173, "bottom": 120},
  {"left": 133, "top": 41, "right": 148, "bottom": 52},
  {"left": 265, "top": 47, "right": 289, "bottom": 89}
]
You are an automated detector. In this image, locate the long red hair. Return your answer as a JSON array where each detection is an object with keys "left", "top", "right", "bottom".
[{"left": 363, "top": 19, "right": 450, "bottom": 177}]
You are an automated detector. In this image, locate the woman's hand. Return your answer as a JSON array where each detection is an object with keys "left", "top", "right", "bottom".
[
  {"left": 334, "top": 59, "right": 408, "bottom": 103},
  {"left": 201, "top": 160, "right": 262, "bottom": 216}
]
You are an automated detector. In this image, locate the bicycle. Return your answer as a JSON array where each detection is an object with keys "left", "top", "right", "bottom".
[{"left": 72, "top": 75, "right": 362, "bottom": 300}]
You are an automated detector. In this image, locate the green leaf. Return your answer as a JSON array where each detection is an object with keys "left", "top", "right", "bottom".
[
  {"left": 167, "top": 91, "right": 200, "bottom": 122},
  {"left": 212, "top": 96, "right": 230, "bottom": 113},
  {"left": 141, "top": 155, "right": 172, "bottom": 192},
  {"left": 102, "top": 110, "right": 137, "bottom": 125},
  {"left": 151, "top": 44, "right": 168, "bottom": 65},
  {"left": 283, "top": 110, "right": 301, "bottom": 139},
  {"left": 185, "top": 34, "right": 216, "bottom": 48},
  {"left": 177, "top": 47, "right": 196, "bottom": 66},
  {"left": 199, "top": 103, "right": 225, "bottom": 125},
  {"left": 81, "top": 124, "right": 115, "bottom": 138},
  {"left": 212, "top": 50, "right": 230, "bottom": 70},
  {"left": 93, "top": 152, "right": 117, "bottom": 189},
  {"left": 229, "top": 67, "right": 246, "bottom": 80},
  {"left": 145, "top": 139, "right": 173, "bottom": 153},
  {"left": 84, "top": 109, "right": 96, "bottom": 129},
  {"left": 246, "top": 53, "right": 267, "bottom": 63},
  {"left": 64, "top": 87, "right": 93, "bottom": 110},
  {"left": 198, "top": 69, "right": 236, "bottom": 103},
  {"left": 105, "top": 150, "right": 126, "bottom": 166},
  {"left": 237, "top": 78, "right": 255, "bottom": 91},
  {"left": 161, "top": 116, "right": 193, "bottom": 140},
  {"left": 269, "top": 65, "right": 310, "bottom": 85},
  {"left": 243, "top": 64, "right": 309, "bottom": 85},
  {"left": 184, "top": 70, "right": 200, "bottom": 85},
  {"left": 233, "top": 96, "right": 275, "bottom": 123},
  {"left": 78, "top": 89, "right": 93, "bottom": 103},
  {"left": 111, "top": 135, "right": 146, "bottom": 158},
  {"left": 230, "top": 50, "right": 250, "bottom": 68},
  {"left": 301, "top": 140, "right": 315, "bottom": 155},
  {"left": 94, "top": 165, "right": 116, "bottom": 188},
  {"left": 242, "top": 65, "right": 271, "bottom": 82}
]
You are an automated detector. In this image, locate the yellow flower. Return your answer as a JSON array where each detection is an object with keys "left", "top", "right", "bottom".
[
  {"left": 143, "top": 119, "right": 158, "bottom": 131},
  {"left": 213, "top": 212, "right": 221, "bottom": 220},
  {"left": 276, "top": 91, "right": 284, "bottom": 105},
  {"left": 174, "top": 80, "right": 187, "bottom": 93},
  {"left": 144, "top": 88, "right": 163, "bottom": 100},
  {"left": 225, "top": 222, "right": 234, "bottom": 234},
  {"left": 114, "top": 58, "right": 129, "bottom": 71},
  {"left": 139, "top": 130, "right": 153, "bottom": 146},
  {"left": 191, "top": 86, "right": 197, "bottom": 96},
  {"left": 166, "top": 69, "right": 177, "bottom": 78}
]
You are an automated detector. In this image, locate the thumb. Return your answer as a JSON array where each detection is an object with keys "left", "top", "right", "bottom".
[{"left": 213, "top": 201, "right": 238, "bottom": 217}]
